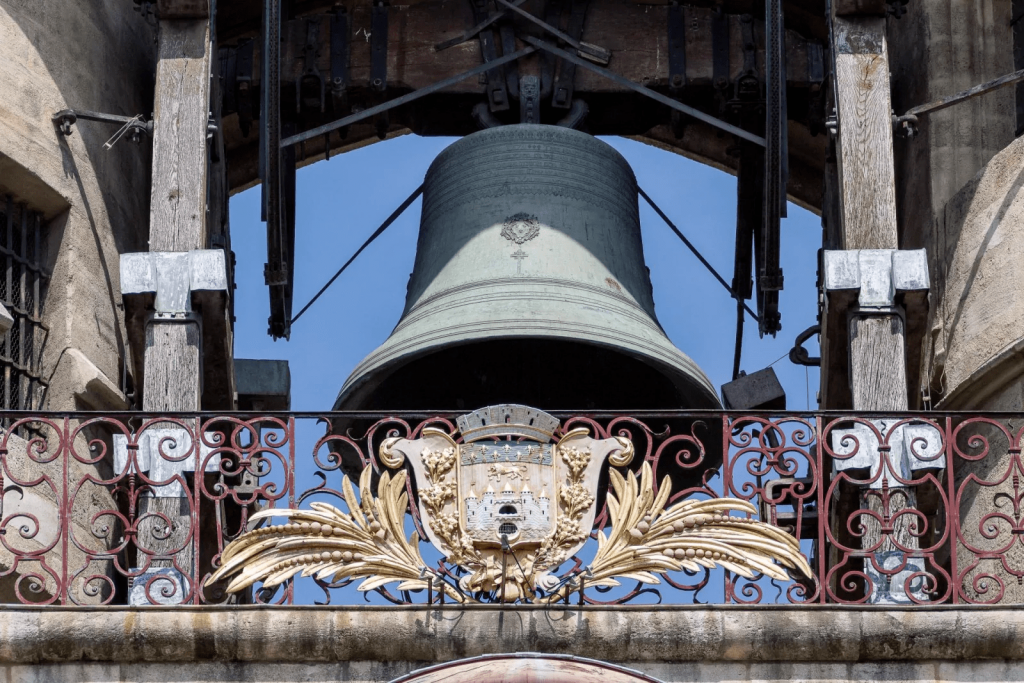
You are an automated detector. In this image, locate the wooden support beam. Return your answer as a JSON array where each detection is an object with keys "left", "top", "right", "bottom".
[
  {"left": 138, "top": 322, "right": 202, "bottom": 584},
  {"left": 831, "top": 15, "right": 899, "bottom": 250},
  {"left": 848, "top": 315, "right": 918, "bottom": 561},
  {"left": 150, "top": 20, "right": 213, "bottom": 252},
  {"left": 138, "top": 15, "right": 215, "bottom": 601},
  {"left": 828, "top": 7, "right": 920, "bottom": 600}
]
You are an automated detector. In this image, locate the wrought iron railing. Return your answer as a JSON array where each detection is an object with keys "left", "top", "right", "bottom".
[{"left": 2, "top": 410, "right": 1024, "bottom": 606}]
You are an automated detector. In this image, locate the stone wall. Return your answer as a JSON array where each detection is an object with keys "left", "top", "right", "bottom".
[
  {"left": 0, "top": 0, "right": 152, "bottom": 603},
  {"left": 2, "top": 606, "right": 1024, "bottom": 682},
  {"left": 889, "top": 0, "right": 1016, "bottom": 254},
  {"left": 0, "top": 0, "right": 153, "bottom": 411}
]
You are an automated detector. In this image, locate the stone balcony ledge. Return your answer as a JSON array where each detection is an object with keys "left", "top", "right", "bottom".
[{"left": 0, "top": 604, "right": 1020, "bottom": 665}]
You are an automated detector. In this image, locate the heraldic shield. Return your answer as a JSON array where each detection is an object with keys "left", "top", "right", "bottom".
[
  {"left": 379, "top": 405, "right": 634, "bottom": 600},
  {"left": 208, "top": 404, "right": 811, "bottom": 603}
]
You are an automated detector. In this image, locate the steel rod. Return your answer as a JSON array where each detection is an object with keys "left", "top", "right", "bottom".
[
  {"left": 281, "top": 46, "right": 536, "bottom": 148},
  {"left": 494, "top": 0, "right": 610, "bottom": 64},
  {"left": 434, "top": 0, "right": 528, "bottom": 51},
  {"left": 639, "top": 186, "right": 761, "bottom": 323},
  {"left": 289, "top": 184, "right": 424, "bottom": 325},
  {"left": 523, "top": 36, "right": 766, "bottom": 146},
  {"left": 905, "top": 68, "right": 1024, "bottom": 118}
]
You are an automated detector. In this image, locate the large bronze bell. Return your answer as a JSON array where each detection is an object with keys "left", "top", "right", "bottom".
[{"left": 335, "top": 125, "right": 720, "bottom": 411}]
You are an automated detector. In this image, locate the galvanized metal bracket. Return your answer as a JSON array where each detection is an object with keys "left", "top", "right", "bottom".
[
  {"left": 821, "top": 249, "right": 930, "bottom": 408},
  {"left": 120, "top": 250, "right": 231, "bottom": 407}
]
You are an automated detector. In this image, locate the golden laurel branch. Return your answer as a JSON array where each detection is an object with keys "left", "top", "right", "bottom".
[
  {"left": 205, "top": 466, "right": 463, "bottom": 600},
  {"left": 583, "top": 462, "right": 813, "bottom": 590}
]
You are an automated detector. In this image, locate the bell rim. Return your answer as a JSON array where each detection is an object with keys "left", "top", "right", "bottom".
[{"left": 334, "top": 329, "right": 721, "bottom": 411}]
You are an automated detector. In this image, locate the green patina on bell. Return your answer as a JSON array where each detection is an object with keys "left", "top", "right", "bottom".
[{"left": 336, "top": 125, "right": 720, "bottom": 411}]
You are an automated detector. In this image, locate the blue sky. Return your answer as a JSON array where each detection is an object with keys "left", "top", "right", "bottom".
[{"left": 230, "top": 133, "right": 821, "bottom": 412}]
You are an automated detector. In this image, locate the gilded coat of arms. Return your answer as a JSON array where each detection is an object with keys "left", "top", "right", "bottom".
[{"left": 209, "top": 405, "right": 810, "bottom": 602}]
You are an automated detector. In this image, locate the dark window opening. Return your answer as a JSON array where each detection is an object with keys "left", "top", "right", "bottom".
[
  {"left": 498, "top": 522, "right": 518, "bottom": 536},
  {"left": 0, "top": 197, "right": 49, "bottom": 414},
  {"left": 498, "top": 505, "right": 518, "bottom": 516}
]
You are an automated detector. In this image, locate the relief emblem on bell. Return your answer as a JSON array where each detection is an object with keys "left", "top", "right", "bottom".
[{"left": 500, "top": 212, "right": 540, "bottom": 245}]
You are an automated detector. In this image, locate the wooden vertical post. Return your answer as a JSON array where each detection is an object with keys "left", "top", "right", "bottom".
[
  {"left": 138, "top": 9, "right": 213, "bottom": 600},
  {"left": 831, "top": 14, "right": 899, "bottom": 251},
  {"left": 149, "top": 20, "right": 212, "bottom": 253},
  {"left": 829, "top": 8, "right": 920, "bottom": 593}
]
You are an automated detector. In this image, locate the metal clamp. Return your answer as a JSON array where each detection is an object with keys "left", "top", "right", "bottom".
[
  {"left": 370, "top": 2, "right": 389, "bottom": 92},
  {"left": 297, "top": 16, "right": 326, "bottom": 114},
  {"left": 52, "top": 109, "right": 153, "bottom": 144},
  {"left": 789, "top": 325, "right": 821, "bottom": 367}
]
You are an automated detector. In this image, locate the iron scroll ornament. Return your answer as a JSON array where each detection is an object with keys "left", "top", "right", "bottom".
[{"left": 207, "top": 406, "right": 811, "bottom": 602}]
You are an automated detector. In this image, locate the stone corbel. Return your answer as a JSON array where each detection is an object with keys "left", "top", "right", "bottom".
[
  {"left": 820, "top": 249, "right": 930, "bottom": 408},
  {"left": 120, "top": 250, "right": 231, "bottom": 408}
]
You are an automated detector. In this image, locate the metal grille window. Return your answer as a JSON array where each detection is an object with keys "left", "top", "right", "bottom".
[{"left": 0, "top": 197, "right": 49, "bottom": 411}]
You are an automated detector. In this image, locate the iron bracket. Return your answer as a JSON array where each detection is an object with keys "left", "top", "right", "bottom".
[
  {"left": 894, "top": 67, "right": 1024, "bottom": 139},
  {"left": 281, "top": 46, "right": 536, "bottom": 147},
  {"left": 711, "top": 6, "right": 730, "bottom": 95},
  {"left": 52, "top": 109, "right": 153, "bottom": 142},
  {"left": 520, "top": 75, "right": 540, "bottom": 123},
  {"left": 434, "top": 0, "right": 527, "bottom": 52},
  {"left": 522, "top": 35, "right": 765, "bottom": 146},
  {"left": 297, "top": 16, "right": 326, "bottom": 114},
  {"left": 550, "top": 0, "right": 593, "bottom": 109},
  {"left": 667, "top": 2, "right": 687, "bottom": 94},
  {"left": 667, "top": 1, "right": 687, "bottom": 136},
  {"left": 220, "top": 39, "right": 256, "bottom": 138},
  {"left": 370, "top": 2, "right": 389, "bottom": 93},
  {"left": 789, "top": 325, "right": 822, "bottom": 367},
  {"left": 470, "top": 0, "right": 510, "bottom": 112},
  {"left": 496, "top": 0, "right": 610, "bottom": 65},
  {"left": 806, "top": 41, "right": 827, "bottom": 136},
  {"left": 726, "top": 14, "right": 762, "bottom": 116},
  {"left": 330, "top": 6, "right": 350, "bottom": 111}
]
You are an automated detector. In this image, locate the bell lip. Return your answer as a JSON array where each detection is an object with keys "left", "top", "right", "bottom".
[{"left": 332, "top": 332, "right": 723, "bottom": 412}]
